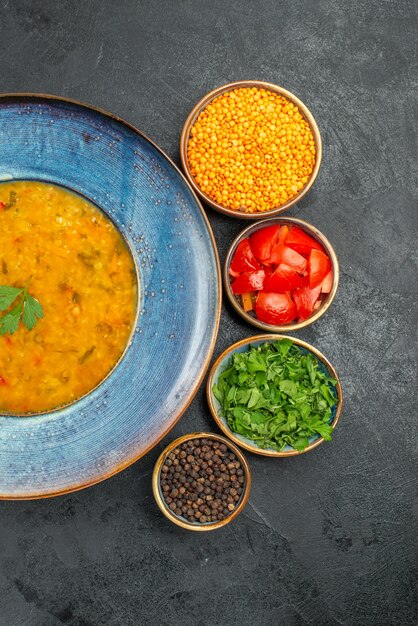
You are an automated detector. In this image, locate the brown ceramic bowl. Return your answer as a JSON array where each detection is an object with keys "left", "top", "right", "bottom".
[
  {"left": 207, "top": 335, "right": 343, "bottom": 457},
  {"left": 180, "top": 80, "right": 322, "bottom": 219},
  {"left": 152, "top": 432, "right": 252, "bottom": 531},
  {"left": 224, "top": 217, "right": 339, "bottom": 332}
]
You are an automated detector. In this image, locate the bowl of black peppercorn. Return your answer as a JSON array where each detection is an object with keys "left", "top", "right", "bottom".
[{"left": 152, "top": 432, "right": 252, "bottom": 531}]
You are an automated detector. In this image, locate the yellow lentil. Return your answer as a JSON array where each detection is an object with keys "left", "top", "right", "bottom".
[{"left": 187, "top": 87, "right": 316, "bottom": 213}]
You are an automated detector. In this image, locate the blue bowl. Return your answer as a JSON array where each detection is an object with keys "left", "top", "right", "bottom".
[
  {"left": 0, "top": 95, "right": 221, "bottom": 499},
  {"left": 207, "top": 335, "right": 343, "bottom": 456}
]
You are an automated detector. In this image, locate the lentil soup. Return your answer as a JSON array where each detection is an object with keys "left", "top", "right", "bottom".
[{"left": 0, "top": 181, "right": 137, "bottom": 414}]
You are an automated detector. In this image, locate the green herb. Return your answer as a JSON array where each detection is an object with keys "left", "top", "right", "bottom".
[
  {"left": 79, "top": 346, "right": 96, "bottom": 364},
  {"left": 77, "top": 249, "right": 100, "bottom": 268},
  {"left": 3, "top": 190, "right": 17, "bottom": 210},
  {"left": 77, "top": 252, "right": 95, "bottom": 268},
  {"left": 129, "top": 268, "right": 137, "bottom": 286},
  {"left": 213, "top": 339, "right": 338, "bottom": 452},
  {"left": 0, "top": 277, "right": 44, "bottom": 335}
]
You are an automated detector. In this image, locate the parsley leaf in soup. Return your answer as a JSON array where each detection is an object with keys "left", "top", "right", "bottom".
[
  {"left": 0, "top": 279, "right": 44, "bottom": 335},
  {"left": 0, "top": 286, "right": 23, "bottom": 311},
  {"left": 22, "top": 294, "right": 44, "bottom": 331},
  {"left": 213, "top": 339, "right": 338, "bottom": 452}
]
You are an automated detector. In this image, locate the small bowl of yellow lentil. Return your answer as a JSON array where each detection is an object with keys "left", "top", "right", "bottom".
[{"left": 180, "top": 80, "right": 322, "bottom": 219}]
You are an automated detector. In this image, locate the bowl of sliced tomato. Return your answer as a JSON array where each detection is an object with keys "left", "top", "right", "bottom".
[{"left": 224, "top": 217, "right": 339, "bottom": 331}]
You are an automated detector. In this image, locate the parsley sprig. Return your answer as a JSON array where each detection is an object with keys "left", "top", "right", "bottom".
[
  {"left": 0, "top": 277, "right": 44, "bottom": 335},
  {"left": 213, "top": 339, "right": 338, "bottom": 452}
]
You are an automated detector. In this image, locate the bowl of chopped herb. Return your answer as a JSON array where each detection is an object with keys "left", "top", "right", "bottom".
[
  {"left": 180, "top": 80, "right": 321, "bottom": 218},
  {"left": 207, "top": 336, "right": 343, "bottom": 457},
  {"left": 152, "top": 433, "right": 251, "bottom": 531}
]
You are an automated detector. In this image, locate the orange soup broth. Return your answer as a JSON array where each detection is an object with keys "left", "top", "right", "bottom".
[{"left": 0, "top": 181, "right": 138, "bottom": 414}]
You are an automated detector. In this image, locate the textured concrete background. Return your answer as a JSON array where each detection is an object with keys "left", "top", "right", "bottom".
[{"left": 0, "top": 1, "right": 417, "bottom": 625}]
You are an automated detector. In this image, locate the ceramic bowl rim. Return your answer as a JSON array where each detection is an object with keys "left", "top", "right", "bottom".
[
  {"left": 180, "top": 80, "right": 322, "bottom": 219},
  {"left": 223, "top": 216, "right": 339, "bottom": 331},
  {"left": 206, "top": 334, "right": 343, "bottom": 457},
  {"left": 152, "top": 432, "right": 252, "bottom": 531},
  {"left": 0, "top": 93, "right": 222, "bottom": 500}
]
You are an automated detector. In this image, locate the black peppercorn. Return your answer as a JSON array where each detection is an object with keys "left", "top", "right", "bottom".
[{"left": 159, "top": 437, "right": 246, "bottom": 525}]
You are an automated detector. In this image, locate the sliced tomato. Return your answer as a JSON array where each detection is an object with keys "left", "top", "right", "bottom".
[
  {"left": 293, "top": 285, "right": 322, "bottom": 321},
  {"left": 229, "top": 267, "right": 240, "bottom": 278},
  {"left": 256, "top": 292, "right": 296, "bottom": 325},
  {"left": 285, "top": 226, "right": 323, "bottom": 256},
  {"left": 309, "top": 249, "right": 331, "bottom": 288},
  {"left": 230, "top": 238, "right": 260, "bottom": 274},
  {"left": 231, "top": 269, "right": 267, "bottom": 295},
  {"left": 270, "top": 244, "right": 308, "bottom": 273},
  {"left": 249, "top": 225, "right": 281, "bottom": 263},
  {"left": 0, "top": 201, "right": 5, "bottom": 211},
  {"left": 321, "top": 270, "right": 333, "bottom": 293},
  {"left": 264, "top": 264, "right": 305, "bottom": 292},
  {"left": 263, "top": 265, "right": 274, "bottom": 281}
]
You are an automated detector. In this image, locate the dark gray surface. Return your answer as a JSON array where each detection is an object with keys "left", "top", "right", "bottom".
[{"left": 0, "top": 1, "right": 417, "bottom": 625}]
